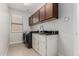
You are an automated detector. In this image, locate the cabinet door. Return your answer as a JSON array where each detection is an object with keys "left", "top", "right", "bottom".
[
  {"left": 35, "top": 34, "right": 39, "bottom": 51},
  {"left": 45, "top": 3, "right": 58, "bottom": 20},
  {"left": 39, "top": 6, "right": 45, "bottom": 21},
  {"left": 39, "top": 35, "right": 46, "bottom": 56},
  {"left": 32, "top": 34, "right": 36, "bottom": 50},
  {"left": 33, "top": 11, "right": 40, "bottom": 24},
  {"left": 47, "top": 35, "right": 58, "bottom": 56},
  {"left": 32, "top": 34, "right": 39, "bottom": 52},
  {"left": 29, "top": 16, "right": 33, "bottom": 25},
  {"left": 45, "top": 3, "right": 53, "bottom": 20}
]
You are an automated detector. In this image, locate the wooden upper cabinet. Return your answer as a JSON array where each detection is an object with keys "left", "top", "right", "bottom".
[
  {"left": 45, "top": 3, "right": 58, "bottom": 20},
  {"left": 29, "top": 16, "right": 33, "bottom": 26},
  {"left": 33, "top": 11, "right": 40, "bottom": 24},
  {"left": 29, "top": 3, "right": 58, "bottom": 26},
  {"left": 39, "top": 6, "right": 45, "bottom": 21}
]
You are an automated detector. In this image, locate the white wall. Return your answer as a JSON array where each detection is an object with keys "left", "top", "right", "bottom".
[
  {"left": 9, "top": 3, "right": 45, "bottom": 44},
  {"left": 9, "top": 8, "right": 30, "bottom": 44},
  {"left": 0, "top": 4, "right": 10, "bottom": 55},
  {"left": 31, "top": 3, "right": 76, "bottom": 56}
]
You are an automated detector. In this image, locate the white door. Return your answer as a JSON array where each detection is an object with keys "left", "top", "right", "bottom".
[
  {"left": 47, "top": 35, "right": 58, "bottom": 56},
  {"left": 39, "top": 35, "right": 46, "bottom": 56},
  {"left": 35, "top": 34, "right": 39, "bottom": 51},
  {"left": 73, "top": 19, "right": 79, "bottom": 55},
  {"left": 32, "top": 34, "right": 36, "bottom": 50},
  {"left": 32, "top": 34, "right": 39, "bottom": 52},
  {"left": 73, "top": 6, "right": 79, "bottom": 56}
]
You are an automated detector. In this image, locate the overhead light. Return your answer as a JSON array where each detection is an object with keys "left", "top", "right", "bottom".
[{"left": 24, "top": 3, "right": 29, "bottom": 6}]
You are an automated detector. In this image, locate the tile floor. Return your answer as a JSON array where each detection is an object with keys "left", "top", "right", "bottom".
[{"left": 7, "top": 43, "right": 39, "bottom": 56}]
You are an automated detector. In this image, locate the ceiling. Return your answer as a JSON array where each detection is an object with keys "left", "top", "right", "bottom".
[{"left": 8, "top": 3, "right": 43, "bottom": 14}]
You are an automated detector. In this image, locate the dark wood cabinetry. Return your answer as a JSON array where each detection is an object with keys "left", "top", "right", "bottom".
[
  {"left": 29, "top": 3, "right": 58, "bottom": 26},
  {"left": 45, "top": 3, "right": 53, "bottom": 20},
  {"left": 45, "top": 3, "right": 58, "bottom": 20},
  {"left": 53, "top": 3, "right": 58, "bottom": 18},
  {"left": 39, "top": 6, "right": 45, "bottom": 21},
  {"left": 32, "top": 11, "right": 40, "bottom": 24}
]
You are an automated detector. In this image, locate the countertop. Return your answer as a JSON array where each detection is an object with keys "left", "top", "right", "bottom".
[{"left": 32, "top": 31, "right": 59, "bottom": 35}]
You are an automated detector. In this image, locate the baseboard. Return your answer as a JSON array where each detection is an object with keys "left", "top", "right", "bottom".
[
  {"left": 10, "top": 41, "right": 23, "bottom": 45},
  {"left": 57, "top": 52, "right": 64, "bottom": 56},
  {"left": 73, "top": 53, "right": 79, "bottom": 56}
]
